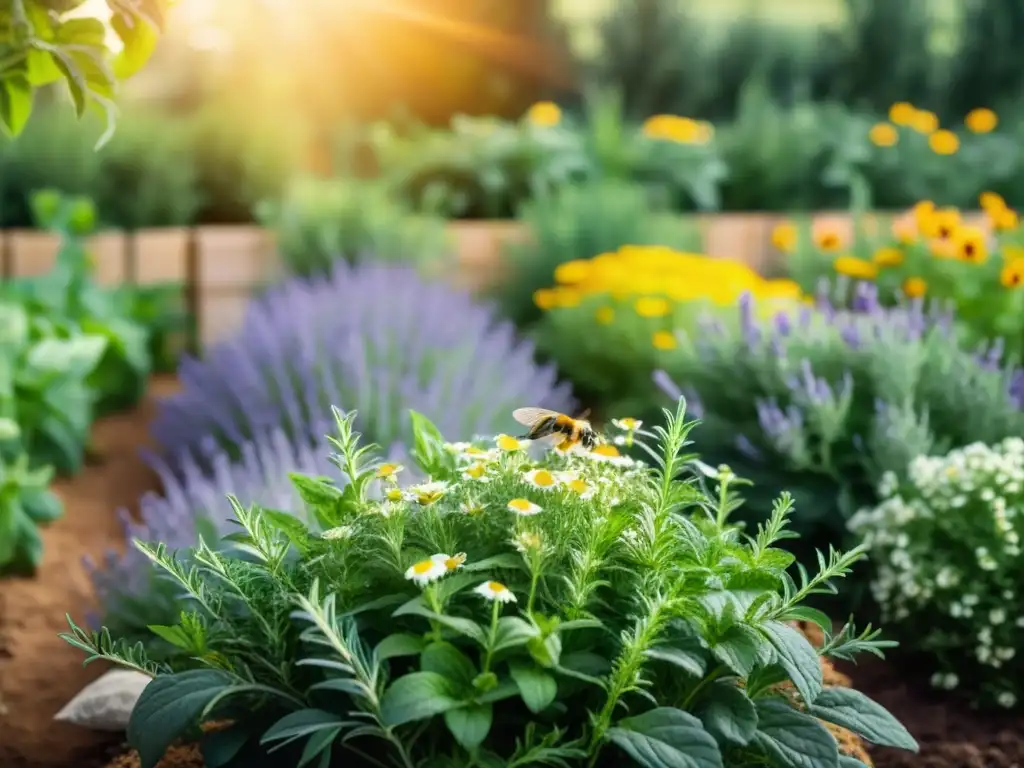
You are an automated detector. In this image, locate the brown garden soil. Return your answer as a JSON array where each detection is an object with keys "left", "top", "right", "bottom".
[{"left": 0, "top": 376, "right": 180, "bottom": 768}]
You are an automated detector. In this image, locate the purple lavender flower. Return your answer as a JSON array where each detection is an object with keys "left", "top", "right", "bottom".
[{"left": 152, "top": 262, "right": 574, "bottom": 470}]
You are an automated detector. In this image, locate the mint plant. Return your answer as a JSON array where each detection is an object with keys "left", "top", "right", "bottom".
[{"left": 63, "top": 401, "right": 916, "bottom": 767}]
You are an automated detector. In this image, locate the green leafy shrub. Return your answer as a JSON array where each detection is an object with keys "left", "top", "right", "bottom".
[
  {"left": 849, "top": 437, "right": 1024, "bottom": 710},
  {"left": 497, "top": 180, "right": 703, "bottom": 329},
  {"left": 64, "top": 401, "right": 917, "bottom": 768},
  {"left": 0, "top": 450, "right": 62, "bottom": 575},
  {"left": 255, "top": 177, "right": 454, "bottom": 278},
  {"left": 653, "top": 287, "right": 1024, "bottom": 566}
]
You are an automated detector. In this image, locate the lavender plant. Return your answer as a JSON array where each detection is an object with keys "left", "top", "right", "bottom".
[
  {"left": 62, "top": 402, "right": 916, "bottom": 768},
  {"left": 152, "top": 262, "right": 573, "bottom": 471},
  {"left": 654, "top": 283, "right": 1024, "bottom": 557},
  {"left": 849, "top": 438, "right": 1024, "bottom": 710}
]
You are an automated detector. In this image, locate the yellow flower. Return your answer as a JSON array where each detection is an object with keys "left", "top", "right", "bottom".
[
  {"left": 554, "top": 259, "right": 591, "bottom": 285},
  {"left": 634, "top": 296, "right": 671, "bottom": 318},
  {"left": 928, "top": 129, "right": 959, "bottom": 155},
  {"left": 564, "top": 475, "right": 595, "bottom": 499},
  {"left": 410, "top": 481, "right": 449, "bottom": 506},
  {"left": 992, "top": 207, "right": 1019, "bottom": 232},
  {"left": 833, "top": 256, "right": 879, "bottom": 280},
  {"left": 771, "top": 222, "right": 797, "bottom": 252},
  {"left": 496, "top": 434, "right": 524, "bottom": 451},
  {"left": 595, "top": 306, "right": 615, "bottom": 325},
  {"left": 889, "top": 102, "right": 917, "bottom": 126},
  {"left": 921, "top": 207, "right": 960, "bottom": 239},
  {"left": 642, "top": 114, "right": 704, "bottom": 143},
  {"left": 405, "top": 554, "right": 449, "bottom": 586},
  {"left": 384, "top": 487, "right": 404, "bottom": 502},
  {"left": 965, "top": 108, "right": 998, "bottom": 134},
  {"left": 523, "top": 468, "right": 559, "bottom": 490},
  {"left": 813, "top": 226, "right": 844, "bottom": 252},
  {"left": 507, "top": 498, "right": 542, "bottom": 516},
  {"left": 462, "top": 462, "right": 490, "bottom": 482},
  {"left": 872, "top": 247, "right": 904, "bottom": 267},
  {"left": 910, "top": 109, "right": 939, "bottom": 134},
  {"left": 533, "top": 288, "right": 558, "bottom": 310},
  {"left": 527, "top": 101, "right": 561, "bottom": 127},
  {"left": 1000, "top": 258, "right": 1024, "bottom": 288},
  {"left": 902, "top": 277, "right": 927, "bottom": 298},
  {"left": 755, "top": 279, "right": 802, "bottom": 301},
  {"left": 953, "top": 226, "right": 987, "bottom": 263},
  {"left": 652, "top": 330, "right": 677, "bottom": 350},
  {"left": 869, "top": 122, "right": 898, "bottom": 147},
  {"left": 376, "top": 463, "right": 403, "bottom": 480},
  {"left": 981, "top": 191, "right": 1006, "bottom": 212},
  {"left": 474, "top": 580, "right": 516, "bottom": 603},
  {"left": 612, "top": 417, "right": 642, "bottom": 431}
]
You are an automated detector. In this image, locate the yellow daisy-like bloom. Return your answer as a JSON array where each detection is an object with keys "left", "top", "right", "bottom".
[
  {"left": 888, "top": 102, "right": 916, "bottom": 126},
  {"left": 1000, "top": 258, "right": 1024, "bottom": 289},
  {"left": 563, "top": 475, "right": 596, "bottom": 500},
  {"left": 462, "top": 462, "right": 490, "bottom": 482},
  {"left": 496, "top": 434, "right": 524, "bottom": 452},
  {"left": 384, "top": 487, "right": 404, "bottom": 503},
  {"left": 533, "top": 288, "right": 558, "bottom": 310},
  {"left": 612, "top": 417, "right": 642, "bottom": 431},
  {"left": 928, "top": 129, "right": 959, "bottom": 155},
  {"left": 405, "top": 555, "right": 449, "bottom": 586},
  {"left": 410, "top": 481, "right": 448, "bottom": 506},
  {"left": 507, "top": 498, "right": 542, "bottom": 516},
  {"left": 872, "top": 247, "right": 904, "bottom": 267},
  {"left": 920, "top": 207, "right": 960, "bottom": 240},
  {"left": 813, "top": 226, "right": 844, "bottom": 252},
  {"left": 980, "top": 191, "right": 1006, "bottom": 212},
  {"left": 869, "top": 122, "right": 898, "bottom": 147},
  {"left": 474, "top": 580, "right": 517, "bottom": 603},
  {"left": 595, "top": 306, "right": 615, "bottom": 325},
  {"left": 652, "top": 330, "right": 677, "bottom": 350},
  {"left": 527, "top": 101, "right": 561, "bottom": 127},
  {"left": 965, "top": 108, "right": 998, "bottom": 134},
  {"left": 443, "top": 552, "right": 467, "bottom": 572},
  {"left": 910, "top": 109, "right": 939, "bottom": 134},
  {"left": 634, "top": 296, "right": 671, "bottom": 318},
  {"left": 554, "top": 259, "right": 591, "bottom": 285},
  {"left": 953, "top": 226, "right": 987, "bottom": 263},
  {"left": 833, "top": 256, "right": 879, "bottom": 280},
  {"left": 642, "top": 114, "right": 706, "bottom": 144},
  {"left": 376, "top": 463, "right": 403, "bottom": 480},
  {"left": 523, "top": 468, "right": 560, "bottom": 490},
  {"left": 993, "top": 207, "right": 1019, "bottom": 232},
  {"left": 771, "top": 222, "right": 797, "bottom": 253},
  {"left": 902, "top": 277, "right": 927, "bottom": 298}
]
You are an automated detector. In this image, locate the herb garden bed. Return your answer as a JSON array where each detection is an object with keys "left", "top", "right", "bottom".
[{"left": 0, "top": 376, "right": 178, "bottom": 768}]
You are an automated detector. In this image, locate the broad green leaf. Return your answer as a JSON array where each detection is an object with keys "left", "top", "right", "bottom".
[
  {"left": 375, "top": 633, "right": 426, "bottom": 661},
  {"left": 694, "top": 681, "right": 757, "bottom": 746},
  {"left": 55, "top": 17, "right": 108, "bottom": 47},
  {"left": 421, "top": 642, "right": 477, "bottom": 689},
  {"left": 127, "top": 670, "right": 233, "bottom": 768},
  {"left": 645, "top": 644, "right": 706, "bottom": 678},
  {"left": 392, "top": 599, "right": 487, "bottom": 644},
  {"left": 753, "top": 698, "right": 839, "bottom": 768},
  {"left": 710, "top": 625, "right": 765, "bottom": 677},
  {"left": 760, "top": 621, "right": 823, "bottom": 705},
  {"left": 112, "top": 13, "right": 160, "bottom": 79},
  {"left": 26, "top": 49, "right": 63, "bottom": 85},
  {"left": 20, "top": 489, "right": 62, "bottom": 523},
  {"left": 492, "top": 616, "right": 539, "bottom": 653},
  {"left": 379, "top": 672, "right": 464, "bottom": 727},
  {"left": 607, "top": 707, "right": 723, "bottom": 768},
  {"left": 509, "top": 661, "right": 557, "bottom": 713},
  {"left": 808, "top": 688, "right": 918, "bottom": 751},
  {"left": 444, "top": 702, "right": 492, "bottom": 750},
  {"left": 0, "top": 75, "right": 33, "bottom": 137}
]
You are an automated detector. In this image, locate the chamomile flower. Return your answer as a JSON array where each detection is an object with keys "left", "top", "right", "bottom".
[
  {"left": 612, "top": 418, "right": 642, "bottom": 432},
  {"left": 407, "top": 481, "right": 449, "bottom": 506},
  {"left": 442, "top": 552, "right": 467, "bottom": 572},
  {"left": 462, "top": 462, "right": 492, "bottom": 482},
  {"left": 496, "top": 434, "right": 524, "bottom": 452},
  {"left": 376, "top": 463, "right": 403, "bottom": 481},
  {"left": 512, "top": 531, "right": 543, "bottom": 553},
  {"left": 383, "top": 487, "right": 405, "bottom": 503},
  {"left": 474, "top": 580, "right": 517, "bottom": 603},
  {"left": 560, "top": 473, "right": 596, "bottom": 499},
  {"left": 523, "top": 468, "right": 560, "bottom": 490},
  {"left": 507, "top": 498, "right": 542, "bottom": 516},
  {"left": 461, "top": 499, "right": 486, "bottom": 516},
  {"left": 405, "top": 555, "right": 449, "bottom": 586},
  {"left": 586, "top": 443, "right": 634, "bottom": 467},
  {"left": 444, "top": 441, "right": 472, "bottom": 453}
]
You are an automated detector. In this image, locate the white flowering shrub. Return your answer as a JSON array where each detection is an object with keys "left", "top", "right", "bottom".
[{"left": 849, "top": 437, "right": 1024, "bottom": 710}]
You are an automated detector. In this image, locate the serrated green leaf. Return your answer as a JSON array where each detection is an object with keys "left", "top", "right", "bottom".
[
  {"left": 808, "top": 687, "right": 918, "bottom": 751},
  {"left": 710, "top": 625, "right": 765, "bottom": 677},
  {"left": 607, "top": 707, "right": 723, "bottom": 768},
  {"left": 753, "top": 698, "right": 839, "bottom": 768},
  {"left": 760, "top": 621, "right": 823, "bottom": 705}
]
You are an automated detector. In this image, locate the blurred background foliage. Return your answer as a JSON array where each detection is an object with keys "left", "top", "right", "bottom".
[{"left": 6, "top": 0, "right": 1024, "bottom": 227}]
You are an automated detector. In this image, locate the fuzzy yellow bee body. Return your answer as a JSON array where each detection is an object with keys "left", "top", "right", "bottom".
[{"left": 512, "top": 407, "right": 598, "bottom": 451}]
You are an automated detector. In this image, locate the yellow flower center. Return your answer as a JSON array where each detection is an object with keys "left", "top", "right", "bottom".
[
  {"left": 508, "top": 498, "right": 533, "bottom": 512},
  {"left": 487, "top": 581, "right": 506, "bottom": 594},
  {"left": 445, "top": 553, "right": 466, "bottom": 571},
  {"left": 465, "top": 463, "right": 486, "bottom": 478},
  {"left": 652, "top": 330, "right": 677, "bottom": 350},
  {"left": 568, "top": 478, "right": 589, "bottom": 494},
  {"left": 497, "top": 435, "right": 522, "bottom": 451},
  {"left": 385, "top": 488, "right": 403, "bottom": 502},
  {"left": 377, "top": 463, "right": 401, "bottom": 478},
  {"left": 618, "top": 418, "right": 639, "bottom": 430},
  {"left": 411, "top": 559, "right": 434, "bottom": 575},
  {"left": 532, "top": 470, "right": 556, "bottom": 487},
  {"left": 592, "top": 444, "right": 620, "bottom": 457},
  {"left": 417, "top": 490, "right": 444, "bottom": 505}
]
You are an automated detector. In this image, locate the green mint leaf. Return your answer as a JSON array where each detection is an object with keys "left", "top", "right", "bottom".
[
  {"left": 753, "top": 698, "right": 840, "bottom": 768},
  {"left": 492, "top": 616, "right": 540, "bottom": 653},
  {"left": 711, "top": 625, "right": 766, "bottom": 677},
  {"left": 808, "top": 687, "right": 918, "bottom": 751},
  {"left": 127, "top": 669, "right": 233, "bottom": 768},
  {"left": 380, "top": 671, "right": 464, "bottom": 727},
  {"left": 444, "top": 702, "right": 493, "bottom": 750},
  {"left": 421, "top": 642, "right": 477, "bottom": 689},
  {"left": 509, "top": 661, "right": 558, "bottom": 713},
  {"left": 606, "top": 707, "right": 724, "bottom": 768},
  {"left": 645, "top": 643, "right": 707, "bottom": 678},
  {"left": 694, "top": 681, "right": 757, "bottom": 746},
  {"left": 0, "top": 74, "right": 32, "bottom": 137},
  {"left": 375, "top": 633, "right": 426, "bottom": 661},
  {"left": 760, "top": 620, "right": 823, "bottom": 705}
]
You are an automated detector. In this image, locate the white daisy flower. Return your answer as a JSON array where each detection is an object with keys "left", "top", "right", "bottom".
[
  {"left": 523, "top": 468, "right": 560, "bottom": 490},
  {"left": 584, "top": 444, "right": 634, "bottom": 467},
  {"left": 507, "top": 498, "right": 542, "bottom": 516},
  {"left": 474, "top": 580, "right": 517, "bottom": 603},
  {"left": 496, "top": 434, "right": 525, "bottom": 452},
  {"left": 563, "top": 475, "right": 596, "bottom": 500},
  {"left": 376, "top": 463, "right": 404, "bottom": 481},
  {"left": 405, "top": 555, "right": 449, "bottom": 586},
  {"left": 407, "top": 480, "right": 449, "bottom": 506},
  {"left": 462, "top": 462, "right": 492, "bottom": 482},
  {"left": 612, "top": 418, "right": 642, "bottom": 431},
  {"left": 383, "top": 486, "right": 405, "bottom": 503},
  {"left": 440, "top": 552, "right": 467, "bottom": 572}
]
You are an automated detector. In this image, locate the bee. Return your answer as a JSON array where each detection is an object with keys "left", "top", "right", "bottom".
[{"left": 513, "top": 407, "right": 599, "bottom": 452}]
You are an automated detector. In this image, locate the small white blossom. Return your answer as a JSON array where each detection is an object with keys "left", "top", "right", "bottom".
[{"left": 474, "top": 580, "right": 516, "bottom": 603}]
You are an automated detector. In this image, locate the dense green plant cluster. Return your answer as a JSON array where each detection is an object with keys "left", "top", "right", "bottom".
[
  {"left": 849, "top": 438, "right": 1024, "bottom": 711},
  {"left": 653, "top": 290, "right": 1024, "bottom": 564},
  {"left": 65, "top": 402, "right": 916, "bottom": 767},
  {"left": 255, "top": 177, "right": 454, "bottom": 278}
]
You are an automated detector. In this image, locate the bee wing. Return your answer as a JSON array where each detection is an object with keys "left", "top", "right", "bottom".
[{"left": 513, "top": 407, "right": 560, "bottom": 427}]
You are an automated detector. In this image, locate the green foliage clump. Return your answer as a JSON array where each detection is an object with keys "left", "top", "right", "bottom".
[
  {"left": 256, "top": 177, "right": 454, "bottom": 278},
  {"left": 65, "top": 402, "right": 916, "bottom": 768},
  {"left": 849, "top": 438, "right": 1024, "bottom": 711},
  {"left": 654, "top": 291, "right": 1024, "bottom": 565},
  {"left": 497, "top": 180, "right": 703, "bottom": 329}
]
